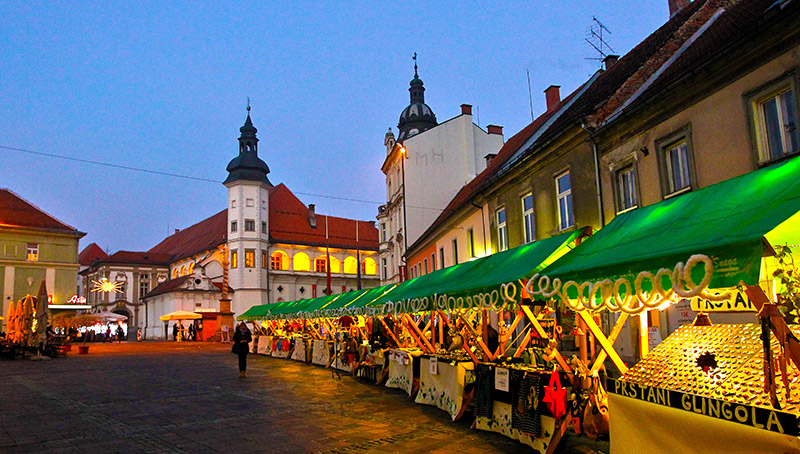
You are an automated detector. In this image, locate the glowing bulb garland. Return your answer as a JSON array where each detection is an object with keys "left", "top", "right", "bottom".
[
  {"left": 257, "top": 255, "right": 728, "bottom": 320},
  {"left": 525, "top": 254, "right": 730, "bottom": 315}
]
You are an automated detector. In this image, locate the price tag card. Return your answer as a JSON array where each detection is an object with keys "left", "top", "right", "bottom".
[
  {"left": 430, "top": 356, "right": 438, "bottom": 375},
  {"left": 495, "top": 367, "right": 509, "bottom": 392}
]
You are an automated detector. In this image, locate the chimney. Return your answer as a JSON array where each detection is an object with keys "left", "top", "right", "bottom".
[
  {"left": 308, "top": 204, "right": 317, "bottom": 229},
  {"left": 668, "top": 0, "right": 689, "bottom": 16},
  {"left": 603, "top": 54, "right": 619, "bottom": 70},
  {"left": 487, "top": 125, "right": 503, "bottom": 135},
  {"left": 485, "top": 153, "right": 497, "bottom": 166},
  {"left": 174, "top": 229, "right": 180, "bottom": 234},
  {"left": 544, "top": 85, "right": 561, "bottom": 112},
  {"left": 461, "top": 104, "right": 473, "bottom": 115}
]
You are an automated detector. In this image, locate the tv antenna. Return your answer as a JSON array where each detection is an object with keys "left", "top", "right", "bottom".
[{"left": 585, "top": 16, "right": 614, "bottom": 68}]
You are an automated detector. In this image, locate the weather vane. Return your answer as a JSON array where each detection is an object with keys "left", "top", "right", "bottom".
[
  {"left": 246, "top": 97, "right": 251, "bottom": 113},
  {"left": 413, "top": 52, "right": 418, "bottom": 77}
]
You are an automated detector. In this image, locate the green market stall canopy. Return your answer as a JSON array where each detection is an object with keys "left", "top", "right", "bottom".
[
  {"left": 541, "top": 155, "right": 800, "bottom": 291},
  {"left": 239, "top": 229, "right": 580, "bottom": 320}
]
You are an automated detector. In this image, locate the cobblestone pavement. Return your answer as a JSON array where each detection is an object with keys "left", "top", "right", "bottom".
[{"left": 0, "top": 342, "right": 608, "bottom": 453}]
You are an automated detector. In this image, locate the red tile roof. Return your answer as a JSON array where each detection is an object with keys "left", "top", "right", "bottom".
[
  {"left": 0, "top": 188, "right": 83, "bottom": 235},
  {"left": 605, "top": 0, "right": 796, "bottom": 120},
  {"left": 97, "top": 250, "right": 173, "bottom": 266},
  {"left": 147, "top": 209, "right": 228, "bottom": 261},
  {"left": 78, "top": 243, "right": 108, "bottom": 266},
  {"left": 538, "top": 0, "right": 707, "bottom": 141},
  {"left": 144, "top": 184, "right": 377, "bottom": 263},
  {"left": 269, "top": 184, "right": 379, "bottom": 250}
]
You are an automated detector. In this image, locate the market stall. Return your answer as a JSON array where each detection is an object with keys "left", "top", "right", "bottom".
[
  {"left": 533, "top": 155, "right": 800, "bottom": 453},
  {"left": 608, "top": 323, "right": 800, "bottom": 454}
]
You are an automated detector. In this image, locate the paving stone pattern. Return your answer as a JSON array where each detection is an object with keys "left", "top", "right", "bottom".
[{"left": 0, "top": 342, "right": 608, "bottom": 453}]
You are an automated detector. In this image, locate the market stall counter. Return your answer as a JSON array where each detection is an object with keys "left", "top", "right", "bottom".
[
  {"left": 416, "top": 353, "right": 476, "bottom": 421},
  {"left": 609, "top": 323, "right": 800, "bottom": 454},
  {"left": 291, "top": 335, "right": 311, "bottom": 362},
  {"left": 312, "top": 339, "right": 332, "bottom": 366},
  {"left": 256, "top": 335, "right": 273, "bottom": 355},
  {"left": 386, "top": 348, "right": 423, "bottom": 396},
  {"left": 271, "top": 336, "right": 291, "bottom": 358},
  {"left": 474, "top": 363, "right": 563, "bottom": 453}
]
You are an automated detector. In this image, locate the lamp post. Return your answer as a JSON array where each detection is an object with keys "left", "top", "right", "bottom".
[{"left": 399, "top": 145, "right": 409, "bottom": 281}]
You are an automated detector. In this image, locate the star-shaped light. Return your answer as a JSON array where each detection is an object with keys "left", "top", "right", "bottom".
[{"left": 91, "top": 279, "right": 124, "bottom": 294}]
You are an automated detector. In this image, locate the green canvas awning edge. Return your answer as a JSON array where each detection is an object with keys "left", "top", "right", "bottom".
[
  {"left": 542, "top": 155, "right": 800, "bottom": 289},
  {"left": 368, "top": 229, "right": 583, "bottom": 313}
]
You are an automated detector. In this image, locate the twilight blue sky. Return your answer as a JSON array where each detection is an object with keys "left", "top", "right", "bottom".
[{"left": 1, "top": 2, "right": 669, "bottom": 254}]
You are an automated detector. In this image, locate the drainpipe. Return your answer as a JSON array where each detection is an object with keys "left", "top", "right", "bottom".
[
  {"left": 585, "top": 129, "right": 605, "bottom": 228},
  {"left": 470, "top": 200, "right": 488, "bottom": 256}
]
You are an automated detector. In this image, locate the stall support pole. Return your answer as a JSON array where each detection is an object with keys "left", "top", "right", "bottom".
[
  {"left": 458, "top": 313, "right": 494, "bottom": 360},
  {"left": 378, "top": 317, "right": 402, "bottom": 347},
  {"left": 403, "top": 314, "right": 436, "bottom": 353},
  {"left": 590, "top": 312, "right": 628, "bottom": 374},
  {"left": 638, "top": 310, "right": 649, "bottom": 359},
  {"left": 575, "top": 310, "right": 628, "bottom": 375},
  {"left": 578, "top": 316, "right": 588, "bottom": 363},
  {"left": 521, "top": 306, "right": 572, "bottom": 373}
]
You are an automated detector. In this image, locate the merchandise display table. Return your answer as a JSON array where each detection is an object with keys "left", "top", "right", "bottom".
[
  {"left": 415, "top": 356, "right": 475, "bottom": 420},
  {"left": 291, "top": 336, "right": 310, "bottom": 362},
  {"left": 386, "top": 349, "right": 422, "bottom": 396}
]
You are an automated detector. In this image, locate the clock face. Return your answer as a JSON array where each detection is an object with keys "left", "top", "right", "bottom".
[{"left": 409, "top": 129, "right": 419, "bottom": 137}]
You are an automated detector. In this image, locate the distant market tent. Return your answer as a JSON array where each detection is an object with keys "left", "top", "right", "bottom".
[{"left": 159, "top": 310, "right": 202, "bottom": 321}]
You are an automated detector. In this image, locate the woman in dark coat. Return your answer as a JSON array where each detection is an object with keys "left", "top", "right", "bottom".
[{"left": 232, "top": 322, "right": 252, "bottom": 377}]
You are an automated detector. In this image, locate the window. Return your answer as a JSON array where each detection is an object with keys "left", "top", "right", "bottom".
[
  {"left": 231, "top": 250, "right": 238, "bottom": 269},
  {"left": 382, "top": 258, "right": 388, "bottom": 280},
  {"left": 230, "top": 221, "right": 237, "bottom": 233},
  {"left": 261, "top": 221, "right": 267, "bottom": 234},
  {"left": 363, "top": 257, "right": 377, "bottom": 275},
  {"left": 293, "top": 252, "right": 311, "bottom": 271},
  {"left": 615, "top": 165, "right": 638, "bottom": 212},
  {"left": 262, "top": 251, "right": 267, "bottom": 269},
  {"left": 381, "top": 223, "right": 387, "bottom": 242},
  {"left": 439, "top": 248, "right": 445, "bottom": 269},
  {"left": 315, "top": 256, "right": 328, "bottom": 273},
  {"left": 452, "top": 238, "right": 459, "bottom": 265},
  {"left": 522, "top": 193, "right": 535, "bottom": 243},
  {"left": 173, "top": 269, "right": 179, "bottom": 278},
  {"left": 496, "top": 208, "right": 508, "bottom": 251},
  {"left": 343, "top": 256, "right": 358, "bottom": 274},
  {"left": 271, "top": 251, "right": 288, "bottom": 270},
  {"left": 656, "top": 126, "right": 696, "bottom": 198},
  {"left": 423, "top": 258, "right": 428, "bottom": 274},
  {"left": 246, "top": 198, "right": 254, "bottom": 207},
  {"left": 180, "top": 265, "right": 187, "bottom": 276},
  {"left": 245, "top": 219, "right": 255, "bottom": 232},
  {"left": 748, "top": 77, "right": 799, "bottom": 164},
  {"left": 431, "top": 253, "right": 436, "bottom": 271},
  {"left": 231, "top": 199, "right": 236, "bottom": 208},
  {"left": 467, "top": 229, "right": 475, "bottom": 258},
  {"left": 556, "top": 172, "right": 574, "bottom": 230},
  {"left": 139, "top": 274, "right": 150, "bottom": 297},
  {"left": 26, "top": 243, "right": 38, "bottom": 261}
]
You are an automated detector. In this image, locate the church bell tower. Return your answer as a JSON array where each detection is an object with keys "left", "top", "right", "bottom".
[{"left": 223, "top": 103, "right": 272, "bottom": 317}]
